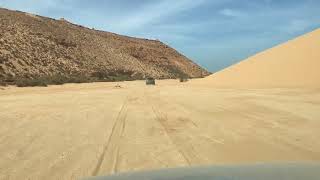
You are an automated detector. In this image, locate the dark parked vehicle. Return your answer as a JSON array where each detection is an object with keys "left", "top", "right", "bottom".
[
  {"left": 179, "top": 77, "right": 189, "bottom": 82},
  {"left": 146, "top": 78, "right": 155, "bottom": 85}
]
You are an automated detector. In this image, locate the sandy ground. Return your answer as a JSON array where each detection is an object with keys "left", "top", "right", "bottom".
[{"left": 0, "top": 80, "right": 320, "bottom": 179}]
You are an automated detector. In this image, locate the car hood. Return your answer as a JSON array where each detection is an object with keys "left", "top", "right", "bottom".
[{"left": 84, "top": 163, "right": 320, "bottom": 180}]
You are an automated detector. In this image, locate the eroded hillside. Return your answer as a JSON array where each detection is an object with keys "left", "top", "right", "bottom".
[{"left": 0, "top": 8, "right": 209, "bottom": 85}]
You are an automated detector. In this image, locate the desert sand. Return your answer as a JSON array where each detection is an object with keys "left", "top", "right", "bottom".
[
  {"left": 0, "top": 80, "right": 320, "bottom": 180},
  {"left": 1, "top": 28, "right": 320, "bottom": 180},
  {"left": 193, "top": 29, "right": 320, "bottom": 88}
]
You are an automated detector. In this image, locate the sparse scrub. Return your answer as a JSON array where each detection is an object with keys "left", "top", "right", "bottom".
[
  {"left": 13, "top": 71, "right": 142, "bottom": 87},
  {"left": 91, "top": 70, "right": 141, "bottom": 82},
  {"left": 0, "top": 80, "right": 7, "bottom": 86},
  {"left": 16, "top": 77, "right": 48, "bottom": 87},
  {"left": 15, "top": 74, "right": 91, "bottom": 87}
]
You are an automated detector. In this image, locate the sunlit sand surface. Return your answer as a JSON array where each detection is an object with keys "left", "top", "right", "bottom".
[{"left": 1, "top": 80, "right": 319, "bottom": 179}]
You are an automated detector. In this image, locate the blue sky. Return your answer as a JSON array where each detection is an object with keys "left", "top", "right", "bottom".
[{"left": 0, "top": 0, "right": 319, "bottom": 72}]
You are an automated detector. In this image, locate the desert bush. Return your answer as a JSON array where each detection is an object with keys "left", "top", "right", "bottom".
[
  {"left": 49, "top": 75, "right": 66, "bottom": 85},
  {"left": 16, "top": 78, "right": 48, "bottom": 87},
  {"left": 65, "top": 75, "right": 90, "bottom": 84},
  {"left": 91, "top": 71, "right": 108, "bottom": 80},
  {"left": 14, "top": 70, "right": 143, "bottom": 87},
  {"left": 0, "top": 80, "right": 7, "bottom": 86},
  {"left": 15, "top": 74, "right": 91, "bottom": 87},
  {"left": 91, "top": 70, "right": 139, "bottom": 82}
]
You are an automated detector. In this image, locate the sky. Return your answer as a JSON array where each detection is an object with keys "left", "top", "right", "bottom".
[{"left": 0, "top": 0, "right": 319, "bottom": 72}]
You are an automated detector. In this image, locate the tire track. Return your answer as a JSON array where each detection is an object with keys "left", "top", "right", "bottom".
[
  {"left": 92, "top": 98, "right": 128, "bottom": 176},
  {"left": 151, "top": 105, "right": 194, "bottom": 165},
  {"left": 143, "top": 87, "right": 193, "bottom": 165},
  {"left": 143, "top": 84, "right": 207, "bottom": 165}
]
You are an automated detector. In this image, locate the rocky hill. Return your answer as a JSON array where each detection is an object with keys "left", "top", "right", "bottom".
[{"left": 0, "top": 8, "right": 209, "bottom": 85}]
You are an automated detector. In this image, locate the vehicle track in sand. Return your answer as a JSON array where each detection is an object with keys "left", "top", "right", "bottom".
[
  {"left": 1, "top": 80, "right": 320, "bottom": 180},
  {"left": 147, "top": 91, "right": 204, "bottom": 166},
  {"left": 92, "top": 97, "right": 129, "bottom": 176},
  {"left": 151, "top": 106, "right": 192, "bottom": 165}
]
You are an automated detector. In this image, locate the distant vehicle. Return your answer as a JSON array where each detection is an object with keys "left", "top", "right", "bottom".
[
  {"left": 146, "top": 78, "right": 155, "bottom": 85},
  {"left": 84, "top": 163, "right": 320, "bottom": 180},
  {"left": 179, "top": 77, "right": 189, "bottom": 82}
]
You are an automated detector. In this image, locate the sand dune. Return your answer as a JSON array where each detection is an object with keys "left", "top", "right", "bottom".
[{"left": 195, "top": 28, "right": 320, "bottom": 88}]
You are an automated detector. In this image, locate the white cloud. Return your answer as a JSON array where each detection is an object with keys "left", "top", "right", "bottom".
[
  {"left": 108, "top": 0, "right": 209, "bottom": 33},
  {"left": 219, "top": 8, "right": 245, "bottom": 17}
]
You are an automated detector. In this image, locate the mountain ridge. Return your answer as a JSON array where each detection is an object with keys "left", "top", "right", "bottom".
[{"left": 0, "top": 8, "right": 210, "bottom": 85}]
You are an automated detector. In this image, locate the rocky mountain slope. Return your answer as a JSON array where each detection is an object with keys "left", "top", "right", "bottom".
[{"left": 0, "top": 8, "right": 209, "bottom": 84}]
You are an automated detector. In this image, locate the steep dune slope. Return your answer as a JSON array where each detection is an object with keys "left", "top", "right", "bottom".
[
  {"left": 197, "top": 29, "right": 320, "bottom": 88},
  {"left": 0, "top": 8, "right": 209, "bottom": 84}
]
